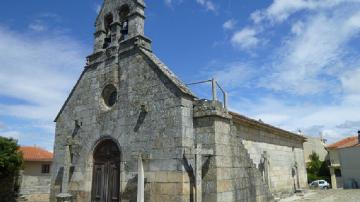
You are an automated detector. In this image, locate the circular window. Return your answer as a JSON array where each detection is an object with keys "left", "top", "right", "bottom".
[{"left": 102, "top": 84, "right": 117, "bottom": 107}]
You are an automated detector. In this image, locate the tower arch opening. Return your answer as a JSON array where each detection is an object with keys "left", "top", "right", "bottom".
[
  {"left": 119, "top": 5, "right": 130, "bottom": 41},
  {"left": 103, "top": 13, "right": 114, "bottom": 49}
]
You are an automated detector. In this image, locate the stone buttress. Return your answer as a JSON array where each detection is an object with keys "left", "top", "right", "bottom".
[{"left": 193, "top": 100, "right": 274, "bottom": 202}]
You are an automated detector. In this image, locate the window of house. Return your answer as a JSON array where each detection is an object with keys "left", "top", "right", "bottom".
[
  {"left": 335, "top": 169, "right": 342, "bottom": 177},
  {"left": 42, "top": 164, "right": 50, "bottom": 174}
]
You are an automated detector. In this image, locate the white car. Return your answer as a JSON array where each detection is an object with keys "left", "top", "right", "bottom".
[{"left": 309, "top": 180, "right": 330, "bottom": 189}]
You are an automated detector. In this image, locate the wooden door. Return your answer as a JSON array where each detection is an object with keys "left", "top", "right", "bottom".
[{"left": 91, "top": 140, "right": 120, "bottom": 202}]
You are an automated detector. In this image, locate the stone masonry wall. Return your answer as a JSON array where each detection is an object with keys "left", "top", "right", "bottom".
[
  {"left": 194, "top": 100, "right": 274, "bottom": 202},
  {"left": 51, "top": 46, "right": 193, "bottom": 202},
  {"left": 234, "top": 123, "right": 308, "bottom": 197},
  {"left": 20, "top": 175, "right": 51, "bottom": 201},
  {"left": 20, "top": 175, "right": 51, "bottom": 195}
]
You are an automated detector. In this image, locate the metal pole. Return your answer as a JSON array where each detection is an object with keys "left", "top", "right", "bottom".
[
  {"left": 186, "top": 79, "right": 212, "bottom": 86},
  {"left": 224, "top": 92, "right": 228, "bottom": 110},
  {"left": 212, "top": 78, "right": 217, "bottom": 101}
]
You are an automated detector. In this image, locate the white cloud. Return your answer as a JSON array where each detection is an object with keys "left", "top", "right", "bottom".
[
  {"left": 164, "top": 0, "right": 184, "bottom": 8},
  {"left": 198, "top": 0, "right": 360, "bottom": 143},
  {"left": 0, "top": 129, "right": 54, "bottom": 150},
  {"left": 196, "top": 0, "right": 216, "bottom": 12},
  {"left": 0, "top": 131, "right": 21, "bottom": 140},
  {"left": 0, "top": 26, "right": 86, "bottom": 120},
  {"left": 252, "top": 0, "right": 360, "bottom": 24},
  {"left": 291, "top": 21, "right": 304, "bottom": 35},
  {"left": 230, "top": 94, "right": 360, "bottom": 143},
  {"left": 261, "top": 9, "right": 360, "bottom": 95},
  {"left": 0, "top": 122, "right": 6, "bottom": 129},
  {"left": 250, "top": 10, "right": 263, "bottom": 24},
  {"left": 211, "top": 62, "right": 255, "bottom": 89},
  {"left": 28, "top": 20, "right": 47, "bottom": 32},
  {"left": 28, "top": 13, "right": 62, "bottom": 32},
  {"left": 0, "top": 25, "right": 87, "bottom": 149},
  {"left": 223, "top": 19, "right": 237, "bottom": 30},
  {"left": 341, "top": 68, "right": 360, "bottom": 94},
  {"left": 231, "top": 27, "right": 260, "bottom": 50},
  {"left": 164, "top": 0, "right": 173, "bottom": 6}
]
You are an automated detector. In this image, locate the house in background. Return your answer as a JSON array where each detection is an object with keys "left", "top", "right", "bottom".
[
  {"left": 303, "top": 135, "right": 328, "bottom": 164},
  {"left": 327, "top": 131, "right": 360, "bottom": 189},
  {"left": 19, "top": 146, "right": 53, "bottom": 202}
]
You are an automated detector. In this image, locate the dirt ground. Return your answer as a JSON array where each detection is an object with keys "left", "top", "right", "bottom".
[
  {"left": 18, "top": 194, "right": 49, "bottom": 202},
  {"left": 279, "top": 189, "right": 360, "bottom": 202}
]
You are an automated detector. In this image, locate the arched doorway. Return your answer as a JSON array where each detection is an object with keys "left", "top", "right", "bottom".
[{"left": 91, "top": 139, "right": 120, "bottom": 202}]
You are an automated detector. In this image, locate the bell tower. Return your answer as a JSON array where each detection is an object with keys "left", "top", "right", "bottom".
[{"left": 93, "top": 0, "right": 148, "bottom": 52}]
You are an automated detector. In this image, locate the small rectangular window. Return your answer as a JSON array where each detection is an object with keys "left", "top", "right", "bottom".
[
  {"left": 335, "top": 169, "right": 342, "bottom": 177},
  {"left": 41, "top": 164, "right": 50, "bottom": 174}
]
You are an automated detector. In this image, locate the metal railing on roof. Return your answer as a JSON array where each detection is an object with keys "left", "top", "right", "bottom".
[{"left": 186, "top": 78, "right": 228, "bottom": 110}]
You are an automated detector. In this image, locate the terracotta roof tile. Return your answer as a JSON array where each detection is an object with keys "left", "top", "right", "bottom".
[
  {"left": 327, "top": 136, "right": 360, "bottom": 149},
  {"left": 20, "top": 146, "right": 53, "bottom": 162}
]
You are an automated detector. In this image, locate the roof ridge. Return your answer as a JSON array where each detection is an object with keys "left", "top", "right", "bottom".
[
  {"left": 327, "top": 135, "right": 359, "bottom": 149},
  {"left": 139, "top": 47, "right": 196, "bottom": 98},
  {"left": 229, "top": 111, "right": 306, "bottom": 141},
  {"left": 20, "top": 146, "right": 53, "bottom": 162}
]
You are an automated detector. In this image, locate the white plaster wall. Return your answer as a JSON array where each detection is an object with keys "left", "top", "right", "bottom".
[
  {"left": 23, "top": 161, "right": 52, "bottom": 176},
  {"left": 339, "top": 146, "right": 360, "bottom": 188},
  {"left": 329, "top": 150, "right": 340, "bottom": 166},
  {"left": 303, "top": 136, "right": 328, "bottom": 163}
]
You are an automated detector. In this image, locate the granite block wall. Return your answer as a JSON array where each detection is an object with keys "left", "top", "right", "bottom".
[
  {"left": 193, "top": 100, "right": 274, "bottom": 202},
  {"left": 235, "top": 123, "right": 308, "bottom": 197}
]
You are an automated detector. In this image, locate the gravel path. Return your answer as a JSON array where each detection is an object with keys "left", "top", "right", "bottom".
[{"left": 280, "top": 189, "right": 360, "bottom": 202}]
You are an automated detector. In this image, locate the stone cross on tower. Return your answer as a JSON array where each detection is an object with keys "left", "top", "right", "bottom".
[
  {"left": 56, "top": 120, "right": 80, "bottom": 202},
  {"left": 62, "top": 136, "right": 79, "bottom": 193},
  {"left": 191, "top": 144, "right": 214, "bottom": 202},
  {"left": 56, "top": 136, "right": 79, "bottom": 202}
]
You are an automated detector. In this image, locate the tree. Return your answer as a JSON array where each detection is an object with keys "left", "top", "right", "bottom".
[
  {"left": 0, "top": 137, "right": 23, "bottom": 201},
  {"left": 306, "top": 152, "right": 330, "bottom": 183},
  {"left": 307, "top": 152, "right": 322, "bottom": 174}
]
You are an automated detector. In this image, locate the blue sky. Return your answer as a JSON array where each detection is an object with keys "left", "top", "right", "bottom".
[{"left": 1, "top": 0, "right": 360, "bottom": 151}]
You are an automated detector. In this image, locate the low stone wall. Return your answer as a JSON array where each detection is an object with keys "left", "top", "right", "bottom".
[{"left": 20, "top": 175, "right": 51, "bottom": 201}]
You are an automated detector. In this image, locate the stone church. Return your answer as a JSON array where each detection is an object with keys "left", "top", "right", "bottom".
[{"left": 50, "top": 0, "right": 308, "bottom": 201}]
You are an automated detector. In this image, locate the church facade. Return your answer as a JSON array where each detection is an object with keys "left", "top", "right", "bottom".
[{"left": 50, "top": 0, "right": 308, "bottom": 201}]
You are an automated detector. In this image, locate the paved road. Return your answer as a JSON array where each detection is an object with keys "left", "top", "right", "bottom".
[{"left": 280, "top": 189, "right": 360, "bottom": 202}]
